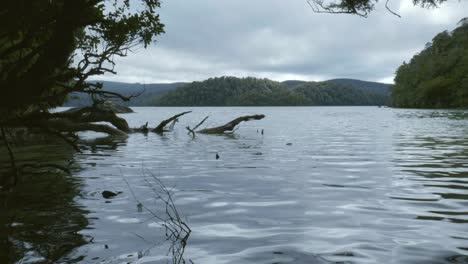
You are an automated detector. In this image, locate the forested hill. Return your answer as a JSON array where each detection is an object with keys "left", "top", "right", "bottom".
[
  {"left": 392, "top": 18, "right": 468, "bottom": 108},
  {"left": 63, "top": 77, "right": 390, "bottom": 107},
  {"left": 63, "top": 81, "right": 187, "bottom": 107},
  {"left": 151, "top": 76, "right": 391, "bottom": 106},
  {"left": 327, "top": 79, "right": 391, "bottom": 95}
]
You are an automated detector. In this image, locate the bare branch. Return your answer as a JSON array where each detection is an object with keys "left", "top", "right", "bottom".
[
  {"left": 124, "top": 170, "right": 192, "bottom": 263},
  {"left": 186, "top": 116, "right": 209, "bottom": 138},
  {"left": 307, "top": 0, "right": 369, "bottom": 17},
  {"left": 385, "top": 0, "right": 401, "bottom": 18},
  {"left": 45, "top": 119, "right": 128, "bottom": 137},
  {"left": 152, "top": 111, "right": 192, "bottom": 134},
  {"left": 193, "top": 116, "right": 210, "bottom": 131},
  {"left": 198, "top": 114, "right": 265, "bottom": 134},
  {"left": 83, "top": 85, "right": 145, "bottom": 102}
]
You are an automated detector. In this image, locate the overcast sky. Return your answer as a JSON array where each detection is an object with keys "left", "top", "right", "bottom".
[{"left": 94, "top": 0, "right": 468, "bottom": 84}]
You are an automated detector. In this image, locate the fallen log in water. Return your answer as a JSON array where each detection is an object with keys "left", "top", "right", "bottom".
[
  {"left": 152, "top": 111, "right": 192, "bottom": 133},
  {"left": 186, "top": 116, "right": 209, "bottom": 138},
  {"left": 196, "top": 114, "right": 265, "bottom": 134},
  {"left": 132, "top": 111, "right": 192, "bottom": 134}
]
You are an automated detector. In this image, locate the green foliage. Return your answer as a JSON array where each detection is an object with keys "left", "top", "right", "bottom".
[
  {"left": 392, "top": 19, "right": 468, "bottom": 108},
  {"left": 0, "top": 0, "right": 164, "bottom": 120},
  {"left": 151, "top": 76, "right": 390, "bottom": 106},
  {"left": 294, "top": 81, "right": 389, "bottom": 106}
]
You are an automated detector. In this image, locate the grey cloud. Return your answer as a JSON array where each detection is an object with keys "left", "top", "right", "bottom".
[{"left": 94, "top": 0, "right": 468, "bottom": 84}]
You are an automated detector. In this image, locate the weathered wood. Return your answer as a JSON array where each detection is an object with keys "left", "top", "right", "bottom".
[
  {"left": 186, "top": 116, "right": 209, "bottom": 137},
  {"left": 45, "top": 118, "right": 128, "bottom": 137},
  {"left": 138, "top": 122, "right": 149, "bottom": 133},
  {"left": 75, "top": 110, "right": 130, "bottom": 132},
  {"left": 193, "top": 116, "right": 210, "bottom": 131},
  {"left": 152, "top": 111, "right": 192, "bottom": 133},
  {"left": 197, "top": 114, "right": 265, "bottom": 134},
  {"left": 49, "top": 106, "right": 130, "bottom": 132},
  {"left": 5, "top": 107, "right": 130, "bottom": 137}
]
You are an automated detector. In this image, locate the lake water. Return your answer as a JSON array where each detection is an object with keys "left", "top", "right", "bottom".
[{"left": 3, "top": 107, "right": 468, "bottom": 264}]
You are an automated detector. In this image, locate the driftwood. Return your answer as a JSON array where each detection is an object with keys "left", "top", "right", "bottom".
[
  {"left": 42, "top": 107, "right": 130, "bottom": 135},
  {"left": 72, "top": 109, "right": 130, "bottom": 132},
  {"left": 46, "top": 118, "right": 128, "bottom": 136},
  {"left": 4, "top": 107, "right": 130, "bottom": 140},
  {"left": 1, "top": 109, "right": 265, "bottom": 191},
  {"left": 152, "top": 111, "right": 192, "bottom": 133},
  {"left": 186, "top": 116, "right": 209, "bottom": 138},
  {"left": 137, "top": 122, "right": 149, "bottom": 133},
  {"left": 197, "top": 114, "right": 265, "bottom": 134}
]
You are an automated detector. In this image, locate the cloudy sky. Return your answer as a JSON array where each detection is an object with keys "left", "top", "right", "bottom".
[{"left": 96, "top": 0, "right": 468, "bottom": 84}]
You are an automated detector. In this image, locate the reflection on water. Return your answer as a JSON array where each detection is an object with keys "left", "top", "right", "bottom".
[
  {"left": 390, "top": 110, "right": 468, "bottom": 262},
  {"left": 2, "top": 107, "right": 468, "bottom": 264},
  {"left": 0, "top": 139, "right": 89, "bottom": 263}
]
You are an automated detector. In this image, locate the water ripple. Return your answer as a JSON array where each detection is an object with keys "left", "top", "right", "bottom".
[{"left": 66, "top": 107, "right": 468, "bottom": 264}]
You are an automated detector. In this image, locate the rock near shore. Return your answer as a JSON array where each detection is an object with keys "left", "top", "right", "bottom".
[{"left": 64, "top": 101, "right": 134, "bottom": 114}]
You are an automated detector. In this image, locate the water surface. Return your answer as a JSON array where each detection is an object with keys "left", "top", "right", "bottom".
[{"left": 6, "top": 106, "right": 468, "bottom": 263}]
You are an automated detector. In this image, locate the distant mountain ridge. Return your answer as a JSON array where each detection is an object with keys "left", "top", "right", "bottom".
[
  {"left": 63, "top": 81, "right": 188, "bottom": 107},
  {"left": 64, "top": 77, "right": 391, "bottom": 107},
  {"left": 326, "top": 78, "right": 391, "bottom": 95}
]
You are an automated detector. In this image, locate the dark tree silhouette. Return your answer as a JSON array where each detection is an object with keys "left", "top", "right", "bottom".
[
  {"left": 0, "top": 0, "right": 164, "bottom": 131},
  {"left": 307, "top": 0, "right": 451, "bottom": 17},
  {"left": 0, "top": 0, "right": 165, "bottom": 186}
]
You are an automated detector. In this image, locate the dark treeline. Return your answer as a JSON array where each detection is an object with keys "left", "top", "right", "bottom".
[
  {"left": 151, "top": 77, "right": 390, "bottom": 106},
  {"left": 392, "top": 19, "right": 468, "bottom": 108}
]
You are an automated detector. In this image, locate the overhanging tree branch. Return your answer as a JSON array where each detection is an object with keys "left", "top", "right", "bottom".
[{"left": 306, "top": 0, "right": 442, "bottom": 17}]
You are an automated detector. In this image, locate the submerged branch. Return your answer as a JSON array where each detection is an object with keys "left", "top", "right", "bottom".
[
  {"left": 45, "top": 119, "right": 128, "bottom": 137},
  {"left": 5, "top": 106, "right": 130, "bottom": 137},
  {"left": 197, "top": 114, "right": 265, "bottom": 134},
  {"left": 152, "top": 111, "right": 192, "bottom": 134},
  {"left": 186, "top": 116, "right": 209, "bottom": 138}
]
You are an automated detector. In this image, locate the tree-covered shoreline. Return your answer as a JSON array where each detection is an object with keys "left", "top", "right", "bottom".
[
  {"left": 391, "top": 19, "right": 468, "bottom": 109},
  {"left": 150, "top": 76, "right": 390, "bottom": 106}
]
